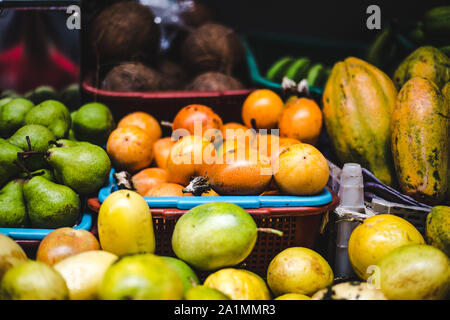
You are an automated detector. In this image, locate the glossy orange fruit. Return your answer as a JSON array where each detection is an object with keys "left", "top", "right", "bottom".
[
  {"left": 153, "top": 137, "right": 176, "bottom": 169},
  {"left": 202, "top": 189, "right": 220, "bottom": 196},
  {"left": 241, "top": 89, "right": 284, "bottom": 129},
  {"left": 279, "top": 97, "right": 323, "bottom": 145},
  {"left": 172, "top": 104, "right": 223, "bottom": 142},
  {"left": 131, "top": 167, "right": 168, "bottom": 196},
  {"left": 117, "top": 111, "right": 162, "bottom": 143},
  {"left": 106, "top": 125, "right": 154, "bottom": 173},
  {"left": 144, "top": 183, "right": 193, "bottom": 197},
  {"left": 208, "top": 148, "right": 272, "bottom": 196},
  {"left": 166, "top": 135, "right": 216, "bottom": 186}
]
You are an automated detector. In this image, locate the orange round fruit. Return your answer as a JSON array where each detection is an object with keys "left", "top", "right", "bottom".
[
  {"left": 222, "top": 122, "right": 250, "bottom": 140},
  {"left": 242, "top": 89, "right": 284, "bottom": 129},
  {"left": 131, "top": 167, "right": 168, "bottom": 196},
  {"left": 117, "top": 112, "right": 162, "bottom": 143},
  {"left": 279, "top": 97, "right": 323, "bottom": 145},
  {"left": 106, "top": 126, "right": 154, "bottom": 173},
  {"left": 202, "top": 189, "right": 220, "bottom": 196},
  {"left": 166, "top": 135, "right": 216, "bottom": 186},
  {"left": 348, "top": 214, "right": 425, "bottom": 280},
  {"left": 36, "top": 228, "right": 100, "bottom": 266},
  {"left": 144, "top": 183, "right": 192, "bottom": 197},
  {"left": 172, "top": 104, "right": 223, "bottom": 142},
  {"left": 273, "top": 143, "right": 329, "bottom": 195},
  {"left": 153, "top": 137, "right": 176, "bottom": 169},
  {"left": 209, "top": 148, "right": 272, "bottom": 196}
]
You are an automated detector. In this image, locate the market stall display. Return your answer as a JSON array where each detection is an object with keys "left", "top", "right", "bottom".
[{"left": 0, "top": 0, "right": 449, "bottom": 303}]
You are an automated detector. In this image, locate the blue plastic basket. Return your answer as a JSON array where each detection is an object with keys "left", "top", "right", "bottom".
[
  {"left": 0, "top": 199, "right": 93, "bottom": 240},
  {"left": 98, "top": 168, "right": 333, "bottom": 209}
]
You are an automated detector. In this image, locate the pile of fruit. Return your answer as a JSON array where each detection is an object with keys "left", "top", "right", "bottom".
[
  {"left": 0, "top": 95, "right": 113, "bottom": 229},
  {"left": 104, "top": 89, "right": 329, "bottom": 197},
  {"left": 1, "top": 190, "right": 448, "bottom": 300},
  {"left": 265, "top": 56, "right": 332, "bottom": 88},
  {"left": 89, "top": 1, "right": 246, "bottom": 92},
  {"left": 323, "top": 45, "right": 449, "bottom": 206}
]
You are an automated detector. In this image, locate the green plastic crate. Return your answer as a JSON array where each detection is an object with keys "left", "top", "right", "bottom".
[{"left": 241, "top": 32, "right": 368, "bottom": 94}]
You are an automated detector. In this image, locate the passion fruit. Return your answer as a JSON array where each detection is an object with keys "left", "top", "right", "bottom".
[
  {"left": 166, "top": 135, "right": 216, "bottom": 186},
  {"left": 273, "top": 143, "right": 329, "bottom": 195},
  {"left": 172, "top": 104, "right": 223, "bottom": 143},
  {"left": 204, "top": 268, "right": 271, "bottom": 300},
  {"left": 208, "top": 148, "right": 272, "bottom": 196}
]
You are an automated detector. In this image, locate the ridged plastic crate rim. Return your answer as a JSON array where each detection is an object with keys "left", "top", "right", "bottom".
[
  {"left": 99, "top": 168, "right": 333, "bottom": 209},
  {"left": 82, "top": 74, "right": 253, "bottom": 99},
  {"left": 0, "top": 198, "right": 93, "bottom": 240}
]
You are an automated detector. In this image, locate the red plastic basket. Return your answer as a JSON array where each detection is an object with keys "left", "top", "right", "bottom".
[
  {"left": 86, "top": 188, "right": 339, "bottom": 278},
  {"left": 81, "top": 74, "right": 253, "bottom": 123}
]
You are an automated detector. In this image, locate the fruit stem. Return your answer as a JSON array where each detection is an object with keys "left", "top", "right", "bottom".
[
  {"left": 13, "top": 160, "right": 32, "bottom": 180},
  {"left": 160, "top": 120, "right": 173, "bottom": 128},
  {"left": 17, "top": 150, "right": 49, "bottom": 160},
  {"left": 26, "top": 136, "right": 32, "bottom": 151},
  {"left": 257, "top": 228, "right": 284, "bottom": 237},
  {"left": 48, "top": 140, "right": 63, "bottom": 148},
  {"left": 183, "top": 175, "right": 212, "bottom": 196}
]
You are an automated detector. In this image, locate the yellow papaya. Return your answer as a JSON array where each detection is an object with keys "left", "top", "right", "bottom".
[
  {"left": 322, "top": 57, "right": 397, "bottom": 186},
  {"left": 426, "top": 206, "right": 450, "bottom": 257},
  {"left": 98, "top": 190, "right": 155, "bottom": 256},
  {"left": 393, "top": 46, "right": 450, "bottom": 90},
  {"left": 443, "top": 82, "right": 450, "bottom": 204},
  {"left": 391, "top": 77, "right": 449, "bottom": 205}
]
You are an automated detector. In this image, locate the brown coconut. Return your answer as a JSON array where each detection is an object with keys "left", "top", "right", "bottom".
[
  {"left": 178, "top": 0, "right": 214, "bottom": 28},
  {"left": 157, "top": 59, "right": 188, "bottom": 90},
  {"left": 185, "top": 72, "right": 244, "bottom": 91},
  {"left": 101, "top": 62, "right": 164, "bottom": 92},
  {"left": 181, "top": 23, "right": 244, "bottom": 75},
  {"left": 90, "top": 1, "right": 161, "bottom": 64}
]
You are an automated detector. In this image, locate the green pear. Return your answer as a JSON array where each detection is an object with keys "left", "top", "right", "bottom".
[
  {"left": 0, "top": 179, "right": 28, "bottom": 228},
  {"left": 8, "top": 124, "right": 56, "bottom": 171},
  {"left": 0, "top": 138, "right": 23, "bottom": 188},
  {"left": 0, "top": 98, "right": 35, "bottom": 138},
  {"left": 24, "top": 100, "right": 71, "bottom": 138},
  {"left": 0, "top": 98, "right": 12, "bottom": 108},
  {"left": 0, "top": 90, "right": 20, "bottom": 99},
  {"left": 59, "top": 84, "right": 81, "bottom": 111},
  {"left": 23, "top": 176, "right": 80, "bottom": 229},
  {"left": 24, "top": 86, "right": 58, "bottom": 105},
  {"left": 72, "top": 102, "right": 115, "bottom": 146},
  {"left": 47, "top": 143, "right": 111, "bottom": 195}
]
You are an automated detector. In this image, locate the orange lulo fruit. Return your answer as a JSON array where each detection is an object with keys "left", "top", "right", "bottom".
[
  {"left": 131, "top": 167, "right": 168, "bottom": 196},
  {"left": 241, "top": 89, "right": 284, "bottom": 129},
  {"left": 106, "top": 125, "right": 154, "bottom": 173},
  {"left": 166, "top": 135, "right": 216, "bottom": 186},
  {"left": 278, "top": 97, "right": 323, "bottom": 145},
  {"left": 144, "top": 183, "right": 193, "bottom": 197},
  {"left": 172, "top": 104, "right": 223, "bottom": 142},
  {"left": 117, "top": 111, "right": 162, "bottom": 143},
  {"left": 153, "top": 137, "right": 176, "bottom": 169}
]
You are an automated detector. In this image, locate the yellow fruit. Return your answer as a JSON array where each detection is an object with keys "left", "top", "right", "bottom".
[
  {"left": 204, "top": 268, "right": 271, "bottom": 300},
  {"left": 98, "top": 190, "right": 155, "bottom": 256},
  {"left": 376, "top": 244, "right": 450, "bottom": 300},
  {"left": 348, "top": 214, "right": 425, "bottom": 280},
  {"left": 273, "top": 143, "right": 329, "bottom": 195},
  {"left": 266, "top": 247, "right": 333, "bottom": 296},
  {"left": 274, "top": 293, "right": 311, "bottom": 300},
  {"left": 0, "top": 234, "right": 28, "bottom": 281},
  {"left": 53, "top": 250, "right": 118, "bottom": 300}
]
